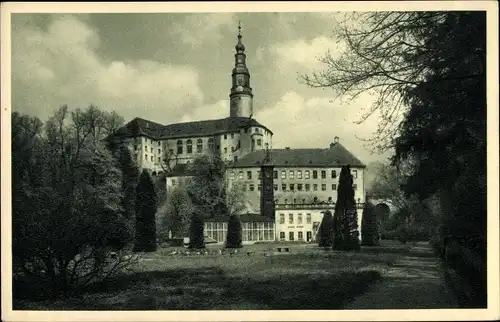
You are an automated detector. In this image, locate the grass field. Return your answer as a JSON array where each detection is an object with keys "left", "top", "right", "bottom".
[{"left": 14, "top": 242, "right": 408, "bottom": 310}]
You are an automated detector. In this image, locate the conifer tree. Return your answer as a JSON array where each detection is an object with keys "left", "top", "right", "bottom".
[
  {"left": 318, "top": 211, "right": 334, "bottom": 248},
  {"left": 189, "top": 211, "right": 206, "bottom": 249},
  {"left": 226, "top": 214, "right": 243, "bottom": 248},
  {"left": 361, "top": 201, "right": 380, "bottom": 246},
  {"left": 134, "top": 170, "right": 157, "bottom": 252},
  {"left": 333, "top": 165, "right": 360, "bottom": 251}
]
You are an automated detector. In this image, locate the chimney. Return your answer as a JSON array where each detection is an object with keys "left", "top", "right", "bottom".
[
  {"left": 334, "top": 136, "right": 339, "bottom": 144},
  {"left": 285, "top": 147, "right": 290, "bottom": 150},
  {"left": 329, "top": 142, "right": 335, "bottom": 148}
]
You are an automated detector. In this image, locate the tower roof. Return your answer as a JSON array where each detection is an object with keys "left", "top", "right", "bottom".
[{"left": 235, "top": 20, "right": 245, "bottom": 52}]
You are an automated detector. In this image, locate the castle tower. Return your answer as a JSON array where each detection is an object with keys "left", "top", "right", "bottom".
[{"left": 229, "top": 21, "right": 253, "bottom": 118}]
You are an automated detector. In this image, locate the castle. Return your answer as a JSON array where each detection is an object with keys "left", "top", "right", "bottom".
[{"left": 110, "top": 25, "right": 366, "bottom": 244}]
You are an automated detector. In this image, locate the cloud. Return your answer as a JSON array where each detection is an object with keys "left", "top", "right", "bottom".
[
  {"left": 256, "top": 91, "right": 388, "bottom": 163},
  {"left": 12, "top": 15, "right": 204, "bottom": 123},
  {"left": 171, "top": 13, "right": 235, "bottom": 48},
  {"left": 180, "top": 99, "right": 229, "bottom": 122},
  {"left": 270, "top": 36, "right": 340, "bottom": 68}
]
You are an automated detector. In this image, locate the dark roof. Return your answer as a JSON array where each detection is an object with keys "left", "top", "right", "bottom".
[
  {"left": 206, "top": 214, "right": 274, "bottom": 223},
  {"left": 165, "top": 163, "right": 197, "bottom": 177},
  {"left": 229, "top": 143, "right": 366, "bottom": 168},
  {"left": 111, "top": 116, "right": 273, "bottom": 140}
]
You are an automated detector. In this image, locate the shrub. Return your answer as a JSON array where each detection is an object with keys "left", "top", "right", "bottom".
[
  {"left": 226, "top": 215, "right": 243, "bottom": 248},
  {"left": 134, "top": 170, "right": 158, "bottom": 252},
  {"left": 318, "top": 211, "right": 334, "bottom": 248},
  {"left": 188, "top": 211, "right": 205, "bottom": 249},
  {"left": 361, "top": 202, "right": 380, "bottom": 246}
]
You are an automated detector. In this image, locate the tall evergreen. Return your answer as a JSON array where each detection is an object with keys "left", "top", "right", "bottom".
[
  {"left": 361, "top": 201, "right": 380, "bottom": 246},
  {"left": 134, "top": 170, "right": 157, "bottom": 252},
  {"left": 318, "top": 211, "right": 334, "bottom": 248},
  {"left": 188, "top": 211, "right": 205, "bottom": 249},
  {"left": 226, "top": 214, "right": 243, "bottom": 248},
  {"left": 333, "top": 165, "right": 360, "bottom": 251}
]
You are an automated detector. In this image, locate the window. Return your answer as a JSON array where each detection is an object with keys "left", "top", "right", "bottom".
[
  {"left": 289, "top": 232, "right": 295, "bottom": 241},
  {"left": 169, "top": 149, "right": 174, "bottom": 155},
  {"left": 186, "top": 139, "right": 193, "bottom": 154},
  {"left": 298, "top": 214, "right": 303, "bottom": 224},
  {"left": 208, "top": 138, "right": 215, "bottom": 151},
  {"left": 281, "top": 171, "right": 286, "bottom": 179},
  {"left": 238, "top": 171, "right": 244, "bottom": 180},
  {"left": 224, "top": 134, "right": 227, "bottom": 139},
  {"left": 321, "top": 170, "right": 326, "bottom": 179},
  {"left": 151, "top": 155, "right": 153, "bottom": 162},
  {"left": 134, "top": 145, "right": 138, "bottom": 151},
  {"left": 247, "top": 171, "right": 252, "bottom": 180},
  {"left": 224, "top": 147, "right": 227, "bottom": 153},
  {"left": 298, "top": 231, "right": 303, "bottom": 241},
  {"left": 289, "top": 170, "right": 294, "bottom": 179},
  {"left": 305, "top": 184, "right": 310, "bottom": 191},
  {"left": 196, "top": 139, "right": 203, "bottom": 153},
  {"left": 331, "top": 170, "right": 337, "bottom": 178},
  {"left": 158, "top": 149, "right": 161, "bottom": 154},
  {"left": 172, "top": 179, "right": 176, "bottom": 185},
  {"left": 249, "top": 184, "right": 255, "bottom": 191},
  {"left": 231, "top": 146, "right": 235, "bottom": 152},
  {"left": 145, "top": 154, "right": 148, "bottom": 160},
  {"left": 289, "top": 214, "right": 294, "bottom": 224},
  {"left": 284, "top": 199, "right": 288, "bottom": 204},
  {"left": 289, "top": 184, "right": 295, "bottom": 191},
  {"left": 353, "top": 184, "right": 357, "bottom": 190},
  {"left": 322, "top": 184, "right": 326, "bottom": 191},
  {"left": 352, "top": 170, "right": 358, "bottom": 179},
  {"left": 145, "top": 145, "right": 148, "bottom": 151},
  {"left": 280, "top": 232, "right": 285, "bottom": 241},
  {"left": 328, "top": 196, "right": 333, "bottom": 203},
  {"left": 158, "top": 157, "right": 161, "bottom": 163},
  {"left": 332, "top": 184, "right": 337, "bottom": 190},
  {"left": 257, "top": 139, "right": 262, "bottom": 146},
  {"left": 280, "top": 214, "right": 285, "bottom": 224},
  {"left": 274, "top": 184, "right": 278, "bottom": 191},
  {"left": 273, "top": 170, "right": 278, "bottom": 179},
  {"left": 306, "top": 213, "right": 311, "bottom": 224},
  {"left": 297, "top": 184, "right": 303, "bottom": 191},
  {"left": 145, "top": 138, "right": 148, "bottom": 144},
  {"left": 258, "top": 184, "right": 262, "bottom": 191},
  {"left": 293, "top": 198, "right": 297, "bottom": 204},
  {"left": 234, "top": 156, "right": 238, "bottom": 162},
  {"left": 231, "top": 133, "right": 234, "bottom": 139},
  {"left": 313, "top": 184, "right": 318, "bottom": 191},
  {"left": 297, "top": 170, "right": 302, "bottom": 179},
  {"left": 313, "top": 170, "right": 318, "bottom": 179},
  {"left": 158, "top": 141, "right": 161, "bottom": 146},
  {"left": 176, "top": 140, "right": 183, "bottom": 154},
  {"left": 255, "top": 128, "right": 259, "bottom": 133},
  {"left": 151, "top": 147, "right": 153, "bottom": 153},
  {"left": 305, "top": 170, "right": 310, "bottom": 179},
  {"left": 282, "top": 184, "right": 287, "bottom": 191},
  {"left": 230, "top": 172, "right": 235, "bottom": 180}
]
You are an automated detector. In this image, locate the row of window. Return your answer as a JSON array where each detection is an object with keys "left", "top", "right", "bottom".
[
  {"left": 135, "top": 146, "right": 162, "bottom": 154},
  {"left": 205, "top": 221, "right": 275, "bottom": 242},
  {"left": 279, "top": 213, "right": 312, "bottom": 225},
  {"left": 141, "top": 138, "right": 161, "bottom": 146},
  {"left": 175, "top": 138, "right": 213, "bottom": 155},
  {"left": 279, "top": 231, "right": 312, "bottom": 242},
  {"left": 231, "top": 169, "right": 358, "bottom": 181},
  {"left": 241, "top": 183, "right": 357, "bottom": 192}
]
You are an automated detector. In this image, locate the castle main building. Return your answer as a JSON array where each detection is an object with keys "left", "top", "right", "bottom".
[{"left": 111, "top": 26, "right": 366, "bottom": 244}]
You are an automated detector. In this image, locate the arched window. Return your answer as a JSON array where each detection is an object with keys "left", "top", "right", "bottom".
[
  {"left": 177, "top": 140, "right": 183, "bottom": 154},
  {"left": 196, "top": 139, "right": 203, "bottom": 153},
  {"left": 186, "top": 139, "right": 193, "bottom": 154},
  {"left": 208, "top": 138, "right": 215, "bottom": 151}
]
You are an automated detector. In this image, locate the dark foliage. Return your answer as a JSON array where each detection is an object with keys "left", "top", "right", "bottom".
[
  {"left": 134, "top": 170, "right": 157, "bottom": 252},
  {"left": 226, "top": 215, "right": 243, "bottom": 248},
  {"left": 188, "top": 211, "right": 206, "bottom": 249},
  {"left": 361, "top": 202, "right": 380, "bottom": 246},
  {"left": 318, "top": 211, "right": 334, "bottom": 248},
  {"left": 333, "top": 166, "right": 360, "bottom": 251}
]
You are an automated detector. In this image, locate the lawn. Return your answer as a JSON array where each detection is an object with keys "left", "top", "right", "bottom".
[{"left": 13, "top": 242, "right": 406, "bottom": 310}]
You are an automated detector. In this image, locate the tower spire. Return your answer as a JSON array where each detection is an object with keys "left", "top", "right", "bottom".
[{"left": 229, "top": 20, "right": 253, "bottom": 118}]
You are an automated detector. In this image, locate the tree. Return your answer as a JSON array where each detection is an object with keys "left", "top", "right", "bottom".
[
  {"left": 12, "top": 107, "right": 135, "bottom": 297},
  {"left": 318, "top": 211, "right": 334, "bottom": 248},
  {"left": 226, "top": 215, "right": 243, "bottom": 248},
  {"left": 333, "top": 165, "right": 360, "bottom": 251},
  {"left": 134, "top": 170, "right": 157, "bottom": 252},
  {"left": 188, "top": 211, "right": 205, "bottom": 249},
  {"left": 158, "top": 184, "right": 193, "bottom": 241},
  {"left": 361, "top": 201, "right": 380, "bottom": 246}
]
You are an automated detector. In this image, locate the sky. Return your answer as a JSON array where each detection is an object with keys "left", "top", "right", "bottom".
[{"left": 11, "top": 12, "right": 392, "bottom": 164}]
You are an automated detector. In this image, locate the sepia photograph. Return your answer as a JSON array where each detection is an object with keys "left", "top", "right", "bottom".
[{"left": 1, "top": 1, "right": 499, "bottom": 321}]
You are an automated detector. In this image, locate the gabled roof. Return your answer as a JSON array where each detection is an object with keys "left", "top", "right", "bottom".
[
  {"left": 229, "top": 143, "right": 366, "bottom": 168},
  {"left": 111, "top": 116, "right": 273, "bottom": 141}
]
